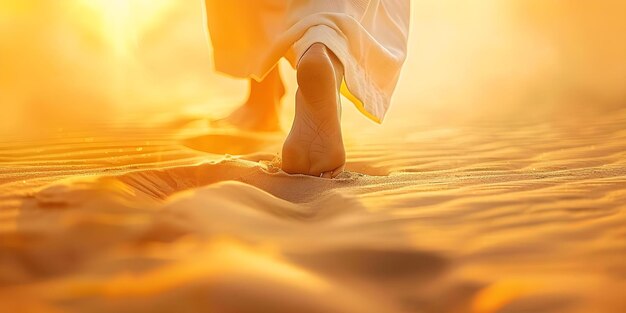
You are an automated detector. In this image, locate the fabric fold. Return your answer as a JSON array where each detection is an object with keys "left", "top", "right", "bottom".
[{"left": 204, "top": 0, "right": 410, "bottom": 123}]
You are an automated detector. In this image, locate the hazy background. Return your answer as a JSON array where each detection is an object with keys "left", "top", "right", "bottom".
[{"left": 1, "top": 0, "right": 625, "bottom": 138}]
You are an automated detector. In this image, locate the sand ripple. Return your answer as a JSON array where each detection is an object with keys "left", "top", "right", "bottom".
[{"left": 1, "top": 112, "right": 626, "bottom": 312}]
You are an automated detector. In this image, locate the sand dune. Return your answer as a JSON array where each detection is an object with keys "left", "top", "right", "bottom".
[
  {"left": 1, "top": 108, "right": 625, "bottom": 313},
  {"left": 2, "top": 1, "right": 625, "bottom": 312}
]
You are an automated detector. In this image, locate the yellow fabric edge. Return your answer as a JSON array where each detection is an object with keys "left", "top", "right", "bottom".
[{"left": 340, "top": 80, "right": 381, "bottom": 124}]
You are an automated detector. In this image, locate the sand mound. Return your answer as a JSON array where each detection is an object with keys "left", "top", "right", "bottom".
[{"left": 1, "top": 110, "right": 626, "bottom": 312}]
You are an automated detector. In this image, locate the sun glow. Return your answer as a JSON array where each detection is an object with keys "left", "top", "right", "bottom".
[{"left": 76, "top": 0, "right": 175, "bottom": 56}]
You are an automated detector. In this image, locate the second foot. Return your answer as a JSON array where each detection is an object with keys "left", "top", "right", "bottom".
[{"left": 211, "top": 105, "right": 282, "bottom": 132}]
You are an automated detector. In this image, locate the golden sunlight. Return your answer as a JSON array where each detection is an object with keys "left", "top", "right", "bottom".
[
  {"left": 76, "top": 0, "right": 175, "bottom": 57},
  {"left": 1, "top": 1, "right": 625, "bottom": 313}
]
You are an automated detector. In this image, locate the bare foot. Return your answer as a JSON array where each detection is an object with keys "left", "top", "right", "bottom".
[
  {"left": 282, "top": 43, "right": 346, "bottom": 178},
  {"left": 211, "top": 67, "right": 284, "bottom": 132}
]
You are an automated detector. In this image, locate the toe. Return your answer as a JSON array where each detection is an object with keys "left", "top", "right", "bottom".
[
  {"left": 330, "top": 164, "right": 345, "bottom": 178},
  {"left": 320, "top": 171, "right": 333, "bottom": 179},
  {"left": 319, "top": 164, "right": 345, "bottom": 179}
]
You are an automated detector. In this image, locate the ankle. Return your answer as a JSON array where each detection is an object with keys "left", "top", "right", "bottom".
[{"left": 296, "top": 44, "right": 343, "bottom": 108}]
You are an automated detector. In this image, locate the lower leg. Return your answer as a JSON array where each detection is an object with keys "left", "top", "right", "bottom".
[
  {"left": 245, "top": 66, "right": 285, "bottom": 112},
  {"left": 213, "top": 66, "right": 285, "bottom": 131}
]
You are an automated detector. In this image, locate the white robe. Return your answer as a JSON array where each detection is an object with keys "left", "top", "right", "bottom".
[{"left": 204, "top": 0, "right": 410, "bottom": 123}]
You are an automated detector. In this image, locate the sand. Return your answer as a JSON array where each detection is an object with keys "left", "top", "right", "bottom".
[{"left": 1, "top": 107, "right": 625, "bottom": 313}]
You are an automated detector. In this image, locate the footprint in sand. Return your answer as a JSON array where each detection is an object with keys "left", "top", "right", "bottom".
[
  {"left": 181, "top": 131, "right": 392, "bottom": 177},
  {"left": 181, "top": 131, "right": 282, "bottom": 155}
]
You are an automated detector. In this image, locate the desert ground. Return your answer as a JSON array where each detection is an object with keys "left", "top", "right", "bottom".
[
  {"left": 1, "top": 1, "right": 625, "bottom": 312},
  {"left": 2, "top": 107, "right": 625, "bottom": 313}
]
